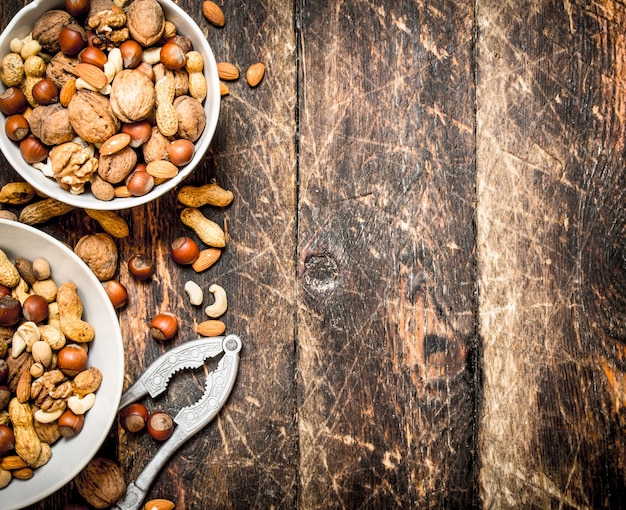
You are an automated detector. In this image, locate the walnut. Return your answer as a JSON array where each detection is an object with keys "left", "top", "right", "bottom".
[
  {"left": 97, "top": 145, "right": 137, "bottom": 184},
  {"left": 29, "top": 104, "right": 76, "bottom": 146},
  {"left": 126, "top": 0, "right": 165, "bottom": 47},
  {"left": 87, "top": 0, "right": 127, "bottom": 33},
  {"left": 75, "top": 457, "right": 126, "bottom": 509},
  {"left": 49, "top": 141, "right": 99, "bottom": 195},
  {"left": 74, "top": 233, "right": 118, "bottom": 281},
  {"left": 142, "top": 126, "right": 170, "bottom": 163},
  {"left": 109, "top": 70, "right": 155, "bottom": 123},
  {"left": 173, "top": 95, "right": 206, "bottom": 142},
  {"left": 45, "top": 53, "right": 80, "bottom": 89},
  {"left": 32, "top": 10, "right": 76, "bottom": 54},
  {"left": 68, "top": 90, "right": 120, "bottom": 144}
]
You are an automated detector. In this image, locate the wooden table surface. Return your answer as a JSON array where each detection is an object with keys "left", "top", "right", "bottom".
[{"left": 1, "top": 0, "right": 625, "bottom": 508}]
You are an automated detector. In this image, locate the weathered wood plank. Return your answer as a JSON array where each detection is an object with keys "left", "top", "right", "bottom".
[
  {"left": 477, "top": 0, "right": 626, "bottom": 507},
  {"left": 297, "top": 0, "right": 478, "bottom": 507}
]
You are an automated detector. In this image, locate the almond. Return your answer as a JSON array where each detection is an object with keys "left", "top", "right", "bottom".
[
  {"left": 60, "top": 78, "right": 77, "bottom": 107},
  {"left": 220, "top": 81, "right": 229, "bottom": 96},
  {"left": 144, "top": 499, "right": 175, "bottom": 510},
  {"left": 99, "top": 133, "right": 131, "bottom": 156},
  {"left": 217, "top": 62, "right": 239, "bottom": 81},
  {"left": 146, "top": 160, "right": 179, "bottom": 179},
  {"left": 202, "top": 1, "right": 225, "bottom": 27},
  {"left": 196, "top": 319, "right": 226, "bottom": 337},
  {"left": 75, "top": 63, "right": 108, "bottom": 90},
  {"left": 245, "top": 63, "right": 265, "bottom": 87},
  {"left": 0, "top": 455, "right": 28, "bottom": 471},
  {"left": 191, "top": 247, "right": 221, "bottom": 272}
]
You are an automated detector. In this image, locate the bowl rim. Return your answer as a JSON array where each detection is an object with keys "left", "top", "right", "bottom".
[
  {"left": 0, "top": 218, "right": 125, "bottom": 509},
  {"left": 0, "top": 0, "right": 221, "bottom": 210}
]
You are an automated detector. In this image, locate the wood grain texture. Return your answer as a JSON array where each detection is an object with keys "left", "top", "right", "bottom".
[
  {"left": 477, "top": 0, "right": 626, "bottom": 508},
  {"left": 297, "top": 0, "right": 478, "bottom": 507},
  {"left": 0, "top": 0, "right": 625, "bottom": 508}
]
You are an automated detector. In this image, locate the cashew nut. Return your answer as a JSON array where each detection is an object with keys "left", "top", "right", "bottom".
[
  {"left": 34, "top": 407, "right": 64, "bottom": 424},
  {"left": 204, "top": 284, "right": 227, "bottom": 318},
  {"left": 184, "top": 280, "right": 203, "bottom": 306},
  {"left": 68, "top": 393, "right": 96, "bottom": 415}
]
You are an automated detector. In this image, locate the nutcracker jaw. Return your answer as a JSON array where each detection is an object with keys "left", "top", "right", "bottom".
[{"left": 112, "top": 334, "right": 242, "bottom": 510}]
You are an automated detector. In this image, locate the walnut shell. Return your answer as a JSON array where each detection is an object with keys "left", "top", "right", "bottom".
[
  {"left": 142, "top": 126, "right": 170, "bottom": 163},
  {"left": 32, "top": 10, "right": 76, "bottom": 54},
  {"left": 74, "top": 233, "right": 118, "bottom": 281},
  {"left": 109, "top": 70, "right": 155, "bottom": 123},
  {"left": 126, "top": 0, "right": 165, "bottom": 47},
  {"left": 173, "top": 95, "right": 206, "bottom": 142},
  {"left": 45, "top": 53, "right": 80, "bottom": 89},
  {"left": 98, "top": 145, "right": 137, "bottom": 184},
  {"left": 29, "top": 104, "right": 76, "bottom": 146},
  {"left": 75, "top": 457, "right": 125, "bottom": 509},
  {"left": 68, "top": 90, "right": 120, "bottom": 144}
]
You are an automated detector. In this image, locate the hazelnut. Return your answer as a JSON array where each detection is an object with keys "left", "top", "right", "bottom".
[
  {"left": 57, "top": 344, "right": 89, "bottom": 376},
  {"left": 19, "top": 135, "right": 49, "bottom": 165},
  {"left": 160, "top": 42, "right": 186, "bottom": 70},
  {"left": 125, "top": 166, "right": 154, "bottom": 196},
  {"left": 65, "top": 0, "right": 91, "bottom": 18},
  {"left": 0, "top": 87, "right": 28, "bottom": 115},
  {"left": 79, "top": 46, "right": 108, "bottom": 69},
  {"left": 150, "top": 312, "right": 178, "bottom": 341},
  {"left": 168, "top": 139, "right": 194, "bottom": 167},
  {"left": 122, "top": 120, "right": 152, "bottom": 148},
  {"left": 0, "top": 296, "right": 21, "bottom": 326},
  {"left": 32, "top": 79, "right": 59, "bottom": 105},
  {"left": 170, "top": 237, "right": 200, "bottom": 265},
  {"left": 119, "top": 403, "right": 148, "bottom": 433},
  {"left": 58, "top": 409, "right": 85, "bottom": 437},
  {"left": 22, "top": 294, "right": 49, "bottom": 323},
  {"left": 59, "top": 25, "right": 87, "bottom": 56},
  {"left": 102, "top": 280, "right": 128, "bottom": 309},
  {"left": 5, "top": 114, "right": 30, "bottom": 142},
  {"left": 147, "top": 411, "right": 174, "bottom": 441},
  {"left": 128, "top": 254, "right": 154, "bottom": 280},
  {"left": 119, "top": 40, "right": 143, "bottom": 69},
  {"left": 0, "top": 424, "right": 15, "bottom": 455}
]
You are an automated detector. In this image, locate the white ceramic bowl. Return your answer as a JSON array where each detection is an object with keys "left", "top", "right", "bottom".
[
  {"left": 0, "top": 219, "right": 125, "bottom": 509},
  {"left": 0, "top": 0, "right": 220, "bottom": 210}
]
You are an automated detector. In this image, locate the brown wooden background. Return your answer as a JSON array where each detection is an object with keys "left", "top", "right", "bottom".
[{"left": 1, "top": 0, "right": 625, "bottom": 508}]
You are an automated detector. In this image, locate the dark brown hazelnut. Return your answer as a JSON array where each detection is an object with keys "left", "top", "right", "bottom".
[
  {"left": 0, "top": 424, "right": 15, "bottom": 454},
  {"left": 22, "top": 294, "right": 49, "bottom": 323},
  {"left": 150, "top": 312, "right": 178, "bottom": 341},
  {"left": 5, "top": 114, "right": 30, "bottom": 142},
  {"left": 20, "top": 135, "right": 50, "bottom": 164},
  {"left": 170, "top": 236, "right": 199, "bottom": 265},
  {"left": 119, "top": 403, "right": 149, "bottom": 433},
  {"left": 102, "top": 280, "right": 128, "bottom": 309},
  {"left": 0, "top": 87, "right": 28, "bottom": 115},
  {"left": 59, "top": 25, "right": 87, "bottom": 56},
  {"left": 0, "top": 296, "right": 21, "bottom": 326},
  {"left": 128, "top": 254, "right": 154, "bottom": 280},
  {"left": 58, "top": 409, "right": 85, "bottom": 437},
  {"left": 147, "top": 411, "right": 174, "bottom": 441}
]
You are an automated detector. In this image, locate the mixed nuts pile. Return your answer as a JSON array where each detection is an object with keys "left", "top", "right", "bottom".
[
  {"left": 0, "top": 0, "right": 211, "bottom": 200},
  {"left": 0, "top": 251, "right": 102, "bottom": 490}
]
